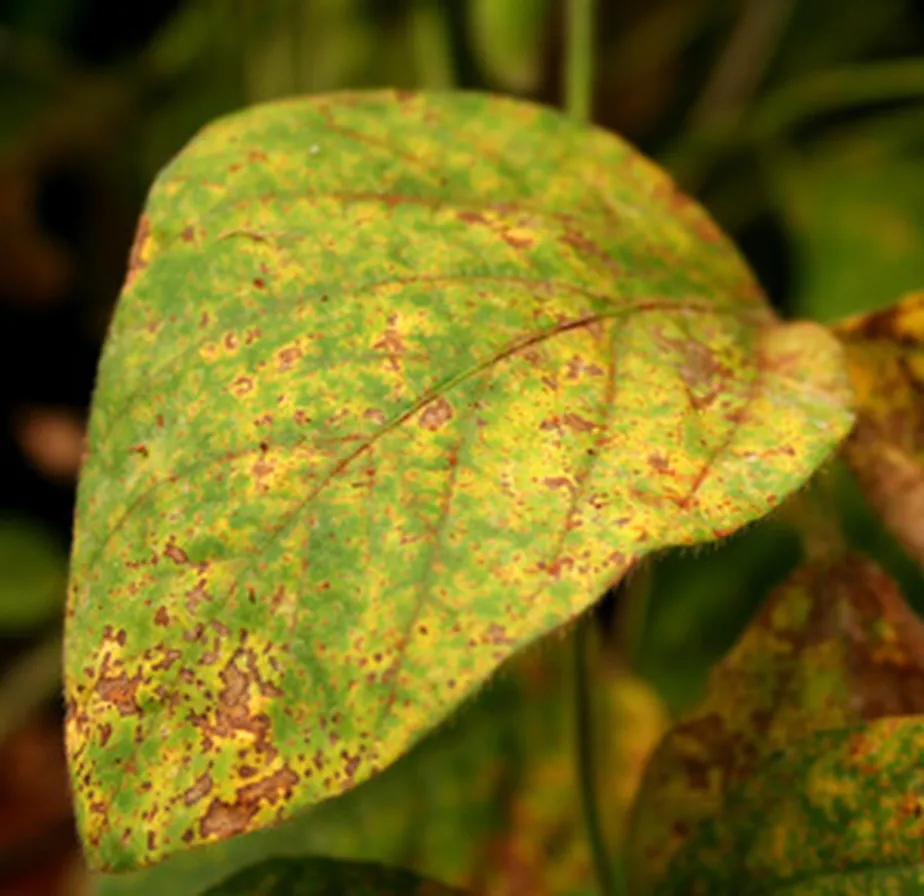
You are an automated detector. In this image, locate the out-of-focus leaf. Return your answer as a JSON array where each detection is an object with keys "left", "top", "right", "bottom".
[
  {"left": 202, "top": 856, "right": 466, "bottom": 896},
  {"left": 66, "top": 90, "right": 852, "bottom": 871},
  {"left": 639, "top": 515, "right": 802, "bottom": 713},
  {"left": 779, "top": 128, "right": 924, "bottom": 322},
  {"left": 628, "top": 554, "right": 924, "bottom": 893},
  {"left": 95, "top": 630, "right": 667, "bottom": 896},
  {"left": 0, "top": 516, "right": 66, "bottom": 631},
  {"left": 831, "top": 292, "right": 924, "bottom": 568},
  {"left": 469, "top": 0, "right": 550, "bottom": 92}
]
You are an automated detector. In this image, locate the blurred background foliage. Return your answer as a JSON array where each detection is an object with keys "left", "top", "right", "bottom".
[{"left": 0, "top": 0, "right": 923, "bottom": 892}]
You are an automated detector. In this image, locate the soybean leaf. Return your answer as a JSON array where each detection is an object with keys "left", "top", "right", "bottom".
[
  {"left": 628, "top": 553, "right": 924, "bottom": 893},
  {"left": 832, "top": 293, "right": 924, "bottom": 569},
  {"left": 201, "top": 856, "right": 465, "bottom": 896},
  {"left": 65, "top": 90, "right": 852, "bottom": 870},
  {"left": 95, "top": 629, "right": 666, "bottom": 896}
]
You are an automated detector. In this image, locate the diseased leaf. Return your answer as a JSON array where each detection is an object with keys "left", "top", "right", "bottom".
[
  {"left": 65, "top": 90, "right": 853, "bottom": 870},
  {"left": 94, "top": 630, "right": 666, "bottom": 896},
  {"left": 628, "top": 554, "right": 924, "bottom": 893},
  {"left": 832, "top": 292, "right": 924, "bottom": 568},
  {"left": 201, "top": 856, "right": 465, "bottom": 895}
]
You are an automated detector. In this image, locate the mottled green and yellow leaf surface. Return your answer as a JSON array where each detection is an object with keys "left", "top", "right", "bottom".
[
  {"left": 628, "top": 554, "right": 924, "bottom": 893},
  {"left": 95, "top": 629, "right": 666, "bottom": 896},
  {"left": 832, "top": 292, "right": 924, "bottom": 568},
  {"left": 201, "top": 856, "right": 465, "bottom": 896},
  {"left": 65, "top": 90, "right": 852, "bottom": 870}
]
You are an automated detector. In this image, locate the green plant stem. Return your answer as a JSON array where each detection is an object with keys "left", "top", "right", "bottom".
[
  {"left": 574, "top": 618, "right": 619, "bottom": 896},
  {"left": 565, "top": 0, "right": 595, "bottom": 120},
  {"left": 410, "top": 0, "right": 455, "bottom": 90}
]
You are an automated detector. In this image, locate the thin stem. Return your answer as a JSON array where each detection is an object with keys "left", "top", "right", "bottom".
[
  {"left": 409, "top": 0, "right": 455, "bottom": 90},
  {"left": 565, "top": 0, "right": 595, "bottom": 120},
  {"left": 574, "top": 619, "right": 618, "bottom": 896},
  {"left": 687, "top": 0, "right": 794, "bottom": 129}
]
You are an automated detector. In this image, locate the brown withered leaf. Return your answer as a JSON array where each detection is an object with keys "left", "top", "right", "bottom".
[
  {"left": 833, "top": 291, "right": 924, "bottom": 567},
  {"left": 627, "top": 554, "right": 924, "bottom": 893}
]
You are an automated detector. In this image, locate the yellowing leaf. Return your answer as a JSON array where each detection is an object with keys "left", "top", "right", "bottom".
[
  {"left": 65, "top": 90, "right": 852, "bottom": 870},
  {"left": 95, "top": 630, "right": 666, "bottom": 896},
  {"left": 832, "top": 292, "right": 924, "bottom": 567},
  {"left": 628, "top": 554, "right": 924, "bottom": 893}
]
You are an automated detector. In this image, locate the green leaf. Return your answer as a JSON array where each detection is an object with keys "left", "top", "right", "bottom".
[
  {"left": 66, "top": 89, "right": 853, "bottom": 871},
  {"left": 0, "top": 516, "right": 66, "bottom": 631},
  {"left": 94, "top": 629, "right": 666, "bottom": 896},
  {"left": 779, "top": 122, "right": 924, "bottom": 323},
  {"left": 628, "top": 553, "right": 924, "bottom": 893},
  {"left": 469, "top": 0, "right": 550, "bottom": 92},
  {"left": 201, "top": 856, "right": 466, "bottom": 895}
]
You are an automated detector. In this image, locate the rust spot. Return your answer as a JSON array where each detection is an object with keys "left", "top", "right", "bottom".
[
  {"left": 164, "top": 542, "right": 189, "bottom": 565},
  {"left": 364, "top": 408, "right": 386, "bottom": 425},
  {"left": 125, "top": 214, "right": 151, "bottom": 289},
  {"left": 150, "top": 648, "right": 181, "bottom": 671},
  {"left": 224, "top": 332, "right": 239, "bottom": 351},
  {"left": 277, "top": 346, "right": 302, "bottom": 371},
  {"left": 182, "top": 226, "right": 195, "bottom": 243},
  {"left": 648, "top": 453, "right": 672, "bottom": 474},
  {"left": 99, "top": 723, "right": 112, "bottom": 747},
  {"left": 184, "top": 772, "right": 214, "bottom": 806},
  {"left": 502, "top": 231, "right": 534, "bottom": 250},
  {"left": 419, "top": 397, "right": 453, "bottom": 431},
  {"left": 543, "top": 476, "right": 574, "bottom": 492},
  {"left": 231, "top": 376, "right": 254, "bottom": 397},
  {"left": 154, "top": 606, "right": 170, "bottom": 626},
  {"left": 562, "top": 412, "right": 595, "bottom": 432},
  {"left": 236, "top": 766, "right": 298, "bottom": 807},
  {"left": 95, "top": 668, "right": 142, "bottom": 717},
  {"left": 186, "top": 578, "right": 211, "bottom": 612},
  {"left": 199, "top": 799, "right": 258, "bottom": 840},
  {"left": 457, "top": 210, "right": 489, "bottom": 225}
]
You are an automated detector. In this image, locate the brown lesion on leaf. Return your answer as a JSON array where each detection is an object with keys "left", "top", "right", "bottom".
[
  {"left": 95, "top": 655, "right": 143, "bottom": 718},
  {"left": 183, "top": 772, "right": 214, "bottom": 806},
  {"left": 164, "top": 539, "right": 189, "bottom": 565},
  {"left": 198, "top": 766, "right": 299, "bottom": 840},
  {"left": 419, "top": 397, "right": 453, "bottom": 431},
  {"left": 125, "top": 213, "right": 151, "bottom": 290},
  {"left": 186, "top": 577, "right": 212, "bottom": 612}
]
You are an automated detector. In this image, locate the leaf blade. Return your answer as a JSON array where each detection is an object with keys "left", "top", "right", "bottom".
[{"left": 66, "top": 90, "right": 853, "bottom": 870}]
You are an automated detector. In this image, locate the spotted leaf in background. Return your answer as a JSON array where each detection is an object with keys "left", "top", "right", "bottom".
[
  {"left": 65, "top": 90, "right": 852, "bottom": 870},
  {"left": 628, "top": 553, "right": 924, "bottom": 893},
  {"left": 832, "top": 292, "right": 924, "bottom": 568},
  {"left": 201, "top": 856, "right": 466, "bottom": 896}
]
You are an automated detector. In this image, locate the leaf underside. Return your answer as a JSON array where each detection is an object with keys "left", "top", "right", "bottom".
[{"left": 65, "top": 89, "right": 853, "bottom": 870}]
